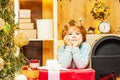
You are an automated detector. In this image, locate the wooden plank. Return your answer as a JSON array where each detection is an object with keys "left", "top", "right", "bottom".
[{"left": 43, "top": 41, "right": 54, "bottom": 66}]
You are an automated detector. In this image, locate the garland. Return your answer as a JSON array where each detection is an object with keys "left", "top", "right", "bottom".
[{"left": 0, "top": 0, "right": 27, "bottom": 79}]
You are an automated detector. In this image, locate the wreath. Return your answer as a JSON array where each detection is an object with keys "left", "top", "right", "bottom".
[{"left": 91, "top": 1, "right": 110, "bottom": 20}]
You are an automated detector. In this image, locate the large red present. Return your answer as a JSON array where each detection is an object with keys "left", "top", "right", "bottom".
[{"left": 39, "top": 68, "right": 95, "bottom": 80}]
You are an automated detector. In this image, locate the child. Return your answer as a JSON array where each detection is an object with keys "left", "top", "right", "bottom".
[{"left": 58, "top": 19, "right": 91, "bottom": 69}]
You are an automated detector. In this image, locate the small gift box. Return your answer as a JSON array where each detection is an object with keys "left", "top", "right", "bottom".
[
  {"left": 46, "top": 59, "right": 61, "bottom": 70},
  {"left": 30, "top": 60, "right": 40, "bottom": 68}
]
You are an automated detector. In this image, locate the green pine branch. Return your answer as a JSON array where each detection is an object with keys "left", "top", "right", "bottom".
[{"left": 0, "top": 0, "right": 26, "bottom": 79}]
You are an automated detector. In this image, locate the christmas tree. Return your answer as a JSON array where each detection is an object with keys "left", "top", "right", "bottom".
[{"left": 0, "top": 0, "right": 28, "bottom": 79}]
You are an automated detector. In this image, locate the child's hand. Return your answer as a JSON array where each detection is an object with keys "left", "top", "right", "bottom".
[{"left": 64, "top": 36, "right": 72, "bottom": 46}]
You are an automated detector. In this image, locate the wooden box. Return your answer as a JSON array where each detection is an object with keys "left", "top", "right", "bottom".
[
  {"left": 19, "top": 18, "right": 31, "bottom": 23},
  {"left": 19, "top": 9, "right": 31, "bottom": 18},
  {"left": 19, "top": 23, "right": 34, "bottom": 29},
  {"left": 19, "top": 29, "right": 37, "bottom": 39}
]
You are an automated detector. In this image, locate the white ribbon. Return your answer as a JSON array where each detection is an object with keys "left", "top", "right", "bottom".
[{"left": 48, "top": 70, "right": 60, "bottom": 80}]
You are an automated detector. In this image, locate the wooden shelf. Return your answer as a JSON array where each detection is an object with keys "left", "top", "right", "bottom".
[
  {"left": 29, "top": 39, "right": 54, "bottom": 41},
  {"left": 20, "top": 0, "right": 58, "bottom": 66}
]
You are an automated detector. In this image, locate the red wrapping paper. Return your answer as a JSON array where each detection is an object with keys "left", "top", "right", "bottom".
[{"left": 39, "top": 68, "right": 95, "bottom": 80}]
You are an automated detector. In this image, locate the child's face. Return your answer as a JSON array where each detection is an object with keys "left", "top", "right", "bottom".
[{"left": 65, "top": 27, "right": 83, "bottom": 43}]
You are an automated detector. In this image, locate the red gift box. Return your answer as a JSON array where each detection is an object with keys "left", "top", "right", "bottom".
[
  {"left": 30, "top": 60, "right": 40, "bottom": 68},
  {"left": 39, "top": 68, "right": 95, "bottom": 80},
  {"left": 30, "top": 60, "right": 40, "bottom": 63}
]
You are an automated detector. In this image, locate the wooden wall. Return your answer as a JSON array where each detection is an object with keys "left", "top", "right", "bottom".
[
  {"left": 58, "top": 0, "right": 120, "bottom": 39},
  {"left": 20, "top": 0, "right": 54, "bottom": 66},
  {"left": 42, "top": 0, "right": 53, "bottom": 19},
  {"left": 42, "top": 0, "right": 54, "bottom": 66}
]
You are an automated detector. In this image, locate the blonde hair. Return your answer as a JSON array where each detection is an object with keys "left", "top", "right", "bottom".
[{"left": 62, "top": 19, "right": 87, "bottom": 42}]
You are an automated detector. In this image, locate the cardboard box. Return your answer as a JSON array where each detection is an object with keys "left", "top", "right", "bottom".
[
  {"left": 19, "top": 23, "right": 34, "bottom": 29},
  {"left": 19, "top": 9, "right": 31, "bottom": 18},
  {"left": 19, "top": 29, "right": 37, "bottom": 39},
  {"left": 19, "top": 18, "right": 31, "bottom": 23}
]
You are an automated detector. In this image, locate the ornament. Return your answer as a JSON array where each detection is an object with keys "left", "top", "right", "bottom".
[
  {"left": 3, "top": 22, "right": 11, "bottom": 34},
  {"left": 0, "top": 58, "right": 5, "bottom": 71},
  {"left": 14, "top": 32, "right": 29, "bottom": 48},
  {"left": 14, "top": 74, "right": 27, "bottom": 80},
  {"left": 0, "top": 18, "right": 5, "bottom": 30}
]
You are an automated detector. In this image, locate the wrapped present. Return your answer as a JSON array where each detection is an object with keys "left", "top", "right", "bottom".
[
  {"left": 30, "top": 60, "right": 40, "bottom": 68},
  {"left": 19, "top": 29, "right": 37, "bottom": 39},
  {"left": 14, "top": 74, "right": 27, "bottom": 80},
  {"left": 46, "top": 59, "right": 61, "bottom": 70},
  {"left": 19, "top": 23, "right": 34, "bottom": 29},
  {"left": 19, "top": 9, "right": 31, "bottom": 19},
  {"left": 19, "top": 18, "right": 31, "bottom": 23},
  {"left": 37, "top": 19, "right": 53, "bottom": 39}
]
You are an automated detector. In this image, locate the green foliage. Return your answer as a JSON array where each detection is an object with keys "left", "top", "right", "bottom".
[{"left": 0, "top": 0, "right": 26, "bottom": 79}]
